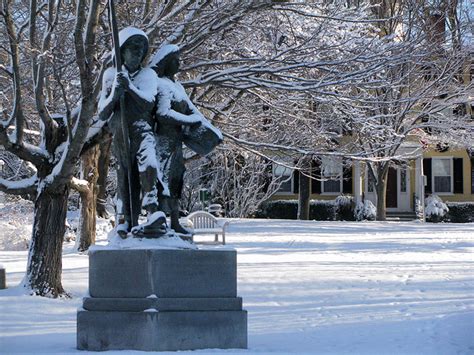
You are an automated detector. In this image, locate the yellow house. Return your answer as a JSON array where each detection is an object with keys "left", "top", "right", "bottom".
[{"left": 271, "top": 145, "right": 474, "bottom": 214}]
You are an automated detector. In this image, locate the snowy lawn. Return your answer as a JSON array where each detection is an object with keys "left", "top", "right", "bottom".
[{"left": 1, "top": 219, "right": 473, "bottom": 354}]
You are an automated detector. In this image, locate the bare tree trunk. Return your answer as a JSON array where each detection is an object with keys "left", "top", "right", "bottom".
[
  {"left": 298, "top": 170, "right": 310, "bottom": 220},
  {"left": 25, "top": 186, "right": 69, "bottom": 297},
  {"left": 375, "top": 168, "right": 389, "bottom": 221},
  {"left": 96, "top": 139, "right": 111, "bottom": 218},
  {"left": 77, "top": 146, "right": 100, "bottom": 252}
]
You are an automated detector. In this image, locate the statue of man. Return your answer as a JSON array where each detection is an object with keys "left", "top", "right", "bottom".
[
  {"left": 98, "top": 27, "right": 166, "bottom": 238},
  {"left": 151, "top": 45, "right": 222, "bottom": 235}
]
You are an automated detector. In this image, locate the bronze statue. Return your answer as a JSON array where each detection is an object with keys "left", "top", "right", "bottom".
[
  {"left": 151, "top": 45, "right": 222, "bottom": 235},
  {"left": 98, "top": 27, "right": 166, "bottom": 238}
]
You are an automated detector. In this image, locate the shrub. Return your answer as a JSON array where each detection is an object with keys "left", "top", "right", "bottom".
[
  {"left": 255, "top": 200, "right": 298, "bottom": 219},
  {"left": 256, "top": 200, "right": 335, "bottom": 220},
  {"left": 354, "top": 200, "right": 376, "bottom": 221},
  {"left": 334, "top": 195, "right": 355, "bottom": 221},
  {"left": 446, "top": 202, "right": 474, "bottom": 223},
  {"left": 310, "top": 200, "right": 335, "bottom": 221},
  {"left": 425, "top": 195, "right": 449, "bottom": 222}
]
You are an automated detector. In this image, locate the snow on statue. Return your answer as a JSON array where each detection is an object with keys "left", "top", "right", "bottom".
[
  {"left": 150, "top": 44, "right": 222, "bottom": 235},
  {"left": 93, "top": 30, "right": 222, "bottom": 241},
  {"left": 97, "top": 27, "right": 167, "bottom": 238}
]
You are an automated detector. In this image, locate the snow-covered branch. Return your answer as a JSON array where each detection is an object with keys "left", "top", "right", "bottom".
[{"left": 0, "top": 175, "right": 38, "bottom": 196}]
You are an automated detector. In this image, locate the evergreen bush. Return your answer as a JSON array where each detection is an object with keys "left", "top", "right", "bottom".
[
  {"left": 256, "top": 200, "right": 335, "bottom": 220},
  {"left": 425, "top": 195, "right": 449, "bottom": 223},
  {"left": 446, "top": 202, "right": 474, "bottom": 223},
  {"left": 334, "top": 195, "right": 355, "bottom": 221}
]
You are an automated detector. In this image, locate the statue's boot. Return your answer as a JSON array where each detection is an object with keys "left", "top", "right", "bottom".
[
  {"left": 170, "top": 200, "right": 192, "bottom": 237},
  {"left": 132, "top": 211, "right": 167, "bottom": 238},
  {"left": 116, "top": 220, "right": 130, "bottom": 239},
  {"left": 171, "top": 220, "right": 192, "bottom": 236}
]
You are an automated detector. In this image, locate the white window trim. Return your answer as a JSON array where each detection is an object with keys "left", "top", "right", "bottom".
[{"left": 432, "top": 157, "right": 454, "bottom": 195}]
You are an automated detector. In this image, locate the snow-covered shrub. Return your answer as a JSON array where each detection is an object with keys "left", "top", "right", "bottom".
[
  {"left": 425, "top": 195, "right": 449, "bottom": 223},
  {"left": 446, "top": 202, "right": 474, "bottom": 223},
  {"left": 354, "top": 200, "right": 376, "bottom": 221},
  {"left": 335, "top": 195, "right": 355, "bottom": 221}
]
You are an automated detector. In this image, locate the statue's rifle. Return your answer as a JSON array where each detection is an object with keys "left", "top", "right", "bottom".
[{"left": 108, "top": 0, "right": 136, "bottom": 227}]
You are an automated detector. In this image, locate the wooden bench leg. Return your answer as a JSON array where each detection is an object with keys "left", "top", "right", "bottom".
[{"left": 214, "top": 234, "right": 218, "bottom": 243}]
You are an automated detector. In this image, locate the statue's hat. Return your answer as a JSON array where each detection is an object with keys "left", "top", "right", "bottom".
[
  {"left": 149, "top": 44, "right": 180, "bottom": 68},
  {"left": 115, "top": 27, "right": 149, "bottom": 62}
]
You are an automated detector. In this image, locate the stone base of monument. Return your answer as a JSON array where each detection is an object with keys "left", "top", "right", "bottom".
[{"left": 77, "top": 249, "right": 247, "bottom": 351}]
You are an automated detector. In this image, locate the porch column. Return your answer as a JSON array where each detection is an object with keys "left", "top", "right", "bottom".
[
  {"left": 353, "top": 161, "right": 362, "bottom": 204},
  {"left": 415, "top": 156, "right": 425, "bottom": 221}
]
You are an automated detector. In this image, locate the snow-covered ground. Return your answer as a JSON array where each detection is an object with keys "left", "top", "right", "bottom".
[{"left": 1, "top": 215, "right": 473, "bottom": 354}]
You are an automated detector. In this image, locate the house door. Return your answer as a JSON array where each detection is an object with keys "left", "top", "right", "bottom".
[{"left": 386, "top": 167, "right": 398, "bottom": 208}]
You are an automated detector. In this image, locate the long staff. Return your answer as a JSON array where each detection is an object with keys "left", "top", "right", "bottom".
[{"left": 108, "top": 0, "right": 136, "bottom": 227}]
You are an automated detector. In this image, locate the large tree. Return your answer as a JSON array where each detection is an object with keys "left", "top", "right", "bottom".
[
  {"left": 0, "top": 0, "right": 104, "bottom": 296},
  {"left": 334, "top": 0, "right": 472, "bottom": 220},
  {"left": 4, "top": 0, "right": 468, "bottom": 297}
]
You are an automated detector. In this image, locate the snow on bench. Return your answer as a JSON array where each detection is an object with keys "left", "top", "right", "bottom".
[{"left": 185, "top": 211, "right": 229, "bottom": 245}]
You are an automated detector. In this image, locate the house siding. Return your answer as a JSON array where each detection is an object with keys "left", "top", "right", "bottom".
[
  {"left": 423, "top": 149, "right": 473, "bottom": 203},
  {"left": 270, "top": 150, "right": 473, "bottom": 205}
]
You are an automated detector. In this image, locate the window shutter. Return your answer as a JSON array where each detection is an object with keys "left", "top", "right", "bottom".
[
  {"left": 342, "top": 163, "right": 353, "bottom": 194},
  {"left": 311, "top": 160, "right": 321, "bottom": 194},
  {"left": 453, "top": 158, "right": 463, "bottom": 194},
  {"left": 292, "top": 170, "right": 299, "bottom": 194},
  {"left": 471, "top": 158, "right": 474, "bottom": 194},
  {"left": 423, "top": 158, "right": 432, "bottom": 194}
]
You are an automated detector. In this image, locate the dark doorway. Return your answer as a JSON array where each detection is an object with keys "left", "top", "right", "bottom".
[{"left": 386, "top": 167, "right": 398, "bottom": 208}]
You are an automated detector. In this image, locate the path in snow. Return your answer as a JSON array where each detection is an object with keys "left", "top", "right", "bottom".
[{"left": 1, "top": 219, "right": 473, "bottom": 354}]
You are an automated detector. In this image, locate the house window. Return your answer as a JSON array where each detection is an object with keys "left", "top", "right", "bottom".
[
  {"left": 273, "top": 164, "right": 293, "bottom": 193},
  {"left": 367, "top": 171, "right": 375, "bottom": 193},
  {"left": 432, "top": 158, "right": 452, "bottom": 193},
  {"left": 400, "top": 169, "right": 407, "bottom": 193},
  {"left": 321, "top": 157, "right": 342, "bottom": 193}
]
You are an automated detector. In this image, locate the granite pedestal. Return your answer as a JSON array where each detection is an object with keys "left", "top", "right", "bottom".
[{"left": 77, "top": 249, "right": 247, "bottom": 351}]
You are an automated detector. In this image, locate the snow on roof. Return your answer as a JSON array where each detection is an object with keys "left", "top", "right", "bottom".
[{"left": 149, "top": 44, "right": 179, "bottom": 68}]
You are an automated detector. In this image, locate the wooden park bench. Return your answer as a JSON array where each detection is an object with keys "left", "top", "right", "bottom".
[{"left": 184, "top": 211, "right": 229, "bottom": 245}]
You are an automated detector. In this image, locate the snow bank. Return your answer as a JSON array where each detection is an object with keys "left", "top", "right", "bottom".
[
  {"left": 0, "top": 194, "right": 33, "bottom": 251},
  {"left": 1, "top": 219, "right": 474, "bottom": 354}
]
